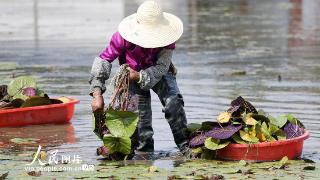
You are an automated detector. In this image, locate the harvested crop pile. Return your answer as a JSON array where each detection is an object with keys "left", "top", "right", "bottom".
[
  {"left": 187, "top": 96, "right": 306, "bottom": 157},
  {"left": 93, "top": 64, "right": 139, "bottom": 160},
  {"left": 0, "top": 76, "right": 64, "bottom": 109}
]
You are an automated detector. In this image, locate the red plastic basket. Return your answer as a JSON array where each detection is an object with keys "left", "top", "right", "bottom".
[
  {"left": 216, "top": 131, "right": 310, "bottom": 161},
  {"left": 0, "top": 98, "right": 80, "bottom": 127}
]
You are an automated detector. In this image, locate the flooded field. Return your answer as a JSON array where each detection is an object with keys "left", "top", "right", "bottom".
[{"left": 0, "top": 0, "right": 320, "bottom": 179}]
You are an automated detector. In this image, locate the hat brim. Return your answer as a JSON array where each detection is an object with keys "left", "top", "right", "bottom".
[{"left": 118, "top": 12, "right": 183, "bottom": 48}]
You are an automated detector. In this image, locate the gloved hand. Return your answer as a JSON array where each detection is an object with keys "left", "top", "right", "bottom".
[{"left": 91, "top": 89, "right": 104, "bottom": 113}]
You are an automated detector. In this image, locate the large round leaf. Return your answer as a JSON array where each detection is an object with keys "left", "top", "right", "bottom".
[
  {"left": 8, "top": 76, "right": 37, "bottom": 100},
  {"left": 268, "top": 115, "right": 287, "bottom": 128},
  {"left": 204, "top": 137, "right": 230, "bottom": 150},
  {"left": 205, "top": 124, "right": 242, "bottom": 140},
  {"left": 106, "top": 109, "right": 139, "bottom": 137},
  {"left": 103, "top": 134, "right": 131, "bottom": 155},
  {"left": 189, "top": 134, "right": 207, "bottom": 148}
]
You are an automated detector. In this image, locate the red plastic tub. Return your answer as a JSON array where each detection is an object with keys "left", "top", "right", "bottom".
[
  {"left": 216, "top": 131, "right": 310, "bottom": 161},
  {"left": 0, "top": 98, "right": 80, "bottom": 127}
]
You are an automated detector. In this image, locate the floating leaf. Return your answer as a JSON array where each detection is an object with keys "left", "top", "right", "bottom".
[
  {"left": 303, "top": 165, "right": 316, "bottom": 170},
  {"left": 10, "top": 138, "right": 40, "bottom": 144},
  {"left": 205, "top": 124, "right": 242, "bottom": 139},
  {"left": 217, "top": 111, "right": 231, "bottom": 123},
  {"left": 103, "top": 134, "right": 131, "bottom": 154},
  {"left": 8, "top": 76, "right": 37, "bottom": 100},
  {"left": 276, "top": 156, "right": 289, "bottom": 169},
  {"left": 105, "top": 109, "right": 139, "bottom": 137},
  {"left": 204, "top": 137, "right": 230, "bottom": 150},
  {"left": 148, "top": 166, "right": 158, "bottom": 173},
  {"left": 283, "top": 123, "right": 304, "bottom": 139},
  {"left": 21, "top": 96, "right": 51, "bottom": 108},
  {"left": 0, "top": 62, "right": 17, "bottom": 70},
  {"left": 27, "top": 171, "right": 41, "bottom": 177},
  {"left": 189, "top": 134, "right": 207, "bottom": 148},
  {"left": 239, "top": 160, "right": 247, "bottom": 166}
]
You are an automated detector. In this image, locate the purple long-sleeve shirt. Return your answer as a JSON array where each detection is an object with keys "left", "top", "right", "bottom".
[{"left": 99, "top": 32, "right": 175, "bottom": 71}]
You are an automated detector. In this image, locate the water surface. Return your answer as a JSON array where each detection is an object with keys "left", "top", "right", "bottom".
[{"left": 0, "top": 0, "right": 319, "bottom": 169}]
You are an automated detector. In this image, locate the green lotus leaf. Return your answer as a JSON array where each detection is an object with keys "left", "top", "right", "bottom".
[
  {"left": 103, "top": 134, "right": 131, "bottom": 155},
  {"left": 204, "top": 137, "right": 230, "bottom": 150},
  {"left": 8, "top": 76, "right": 37, "bottom": 100},
  {"left": 10, "top": 138, "right": 40, "bottom": 144},
  {"left": 186, "top": 123, "right": 202, "bottom": 133},
  {"left": 200, "top": 121, "right": 219, "bottom": 131},
  {"left": 231, "top": 133, "right": 246, "bottom": 144},
  {"left": 268, "top": 115, "right": 287, "bottom": 128},
  {"left": 286, "top": 113, "right": 305, "bottom": 129},
  {"left": 239, "top": 130, "right": 259, "bottom": 143},
  {"left": 106, "top": 109, "right": 139, "bottom": 137}
]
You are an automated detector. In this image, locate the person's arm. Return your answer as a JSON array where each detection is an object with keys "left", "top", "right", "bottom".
[
  {"left": 138, "top": 48, "right": 173, "bottom": 90},
  {"left": 89, "top": 32, "right": 125, "bottom": 96}
]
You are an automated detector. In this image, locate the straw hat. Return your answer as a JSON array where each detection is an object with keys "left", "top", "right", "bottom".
[{"left": 118, "top": 1, "right": 183, "bottom": 48}]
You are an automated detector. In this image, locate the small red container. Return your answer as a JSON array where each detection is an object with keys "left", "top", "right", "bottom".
[
  {"left": 0, "top": 98, "right": 80, "bottom": 127},
  {"left": 216, "top": 131, "right": 310, "bottom": 161}
]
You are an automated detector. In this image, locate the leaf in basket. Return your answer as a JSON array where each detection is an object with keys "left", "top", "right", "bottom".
[
  {"left": 286, "top": 114, "right": 305, "bottom": 129},
  {"left": 105, "top": 109, "right": 139, "bottom": 137},
  {"left": 8, "top": 76, "right": 37, "bottom": 100},
  {"left": 189, "top": 134, "right": 207, "bottom": 148},
  {"left": 243, "top": 113, "right": 257, "bottom": 125},
  {"left": 283, "top": 122, "right": 304, "bottom": 139},
  {"left": 269, "top": 115, "right": 287, "bottom": 128},
  {"left": 204, "top": 137, "right": 230, "bottom": 150},
  {"left": 205, "top": 124, "right": 242, "bottom": 140},
  {"left": 217, "top": 111, "right": 231, "bottom": 123},
  {"left": 102, "top": 134, "right": 131, "bottom": 154},
  {"left": 21, "top": 96, "right": 51, "bottom": 108},
  {"left": 232, "top": 133, "right": 246, "bottom": 144},
  {"left": 186, "top": 123, "right": 202, "bottom": 134},
  {"left": 239, "top": 130, "right": 259, "bottom": 143}
]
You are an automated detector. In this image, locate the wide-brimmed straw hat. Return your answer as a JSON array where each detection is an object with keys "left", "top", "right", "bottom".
[{"left": 118, "top": 1, "right": 183, "bottom": 48}]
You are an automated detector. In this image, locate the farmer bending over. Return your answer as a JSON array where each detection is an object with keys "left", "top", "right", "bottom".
[{"left": 89, "top": 1, "right": 190, "bottom": 156}]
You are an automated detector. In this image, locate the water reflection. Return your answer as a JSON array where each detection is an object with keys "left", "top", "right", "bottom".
[{"left": 0, "top": 123, "right": 76, "bottom": 150}]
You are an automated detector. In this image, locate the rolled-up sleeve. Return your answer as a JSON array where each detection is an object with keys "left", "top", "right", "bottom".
[{"left": 138, "top": 49, "right": 173, "bottom": 90}]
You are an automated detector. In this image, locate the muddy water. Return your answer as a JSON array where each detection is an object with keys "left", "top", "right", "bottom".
[{"left": 0, "top": 0, "right": 320, "bottom": 168}]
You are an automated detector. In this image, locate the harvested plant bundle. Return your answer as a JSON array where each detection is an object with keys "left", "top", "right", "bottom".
[{"left": 93, "top": 64, "right": 139, "bottom": 160}]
